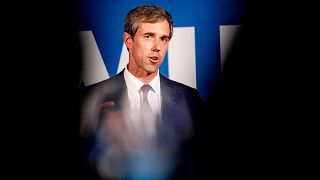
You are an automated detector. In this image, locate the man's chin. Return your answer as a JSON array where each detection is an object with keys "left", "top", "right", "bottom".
[{"left": 144, "top": 65, "right": 159, "bottom": 74}]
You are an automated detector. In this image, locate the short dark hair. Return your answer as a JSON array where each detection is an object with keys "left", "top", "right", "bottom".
[{"left": 124, "top": 5, "right": 173, "bottom": 39}]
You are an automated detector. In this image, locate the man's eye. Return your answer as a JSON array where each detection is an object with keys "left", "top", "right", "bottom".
[
  {"left": 161, "top": 38, "right": 168, "bottom": 42},
  {"left": 145, "top": 35, "right": 150, "bottom": 39}
]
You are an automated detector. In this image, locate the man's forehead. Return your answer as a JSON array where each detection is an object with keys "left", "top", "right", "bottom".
[{"left": 137, "top": 21, "right": 170, "bottom": 34}]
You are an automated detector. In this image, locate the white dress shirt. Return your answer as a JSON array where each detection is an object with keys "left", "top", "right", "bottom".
[{"left": 123, "top": 67, "right": 162, "bottom": 140}]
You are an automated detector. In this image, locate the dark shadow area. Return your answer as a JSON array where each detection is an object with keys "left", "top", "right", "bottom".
[
  {"left": 204, "top": 0, "right": 319, "bottom": 179},
  {"left": 22, "top": 1, "right": 82, "bottom": 179}
]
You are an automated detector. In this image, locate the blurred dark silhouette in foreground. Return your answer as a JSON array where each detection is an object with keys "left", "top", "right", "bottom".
[{"left": 204, "top": 0, "right": 319, "bottom": 179}]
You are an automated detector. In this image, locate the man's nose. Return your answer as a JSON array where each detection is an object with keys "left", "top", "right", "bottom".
[{"left": 152, "top": 39, "right": 161, "bottom": 52}]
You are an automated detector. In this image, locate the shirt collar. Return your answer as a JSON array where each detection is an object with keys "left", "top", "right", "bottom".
[
  {"left": 148, "top": 70, "right": 160, "bottom": 95},
  {"left": 124, "top": 67, "right": 160, "bottom": 95}
]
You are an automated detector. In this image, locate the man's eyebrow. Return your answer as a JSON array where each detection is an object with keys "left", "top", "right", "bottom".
[
  {"left": 142, "top": 32, "right": 155, "bottom": 36},
  {"left": 160, "top": 35, "right": 170, "bottom": 39},
  {"left": 142, "top": 32, "right": 169, "bottom": 38}
]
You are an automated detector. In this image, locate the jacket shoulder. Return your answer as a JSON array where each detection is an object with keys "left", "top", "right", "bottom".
[
  {"left": 80, "top": 71, "right": 125, "bottom": 95},
  {"left": 160, "top": 74, "right": 199, "bottom": 94}
]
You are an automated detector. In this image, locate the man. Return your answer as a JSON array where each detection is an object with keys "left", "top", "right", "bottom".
[{"left": 80, "top": 5, "right": 204, "bottom": 179}]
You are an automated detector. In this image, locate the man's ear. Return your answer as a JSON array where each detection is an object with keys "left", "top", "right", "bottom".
[{"left": 123, "top": 32, "right": 133, "bottom": 50}]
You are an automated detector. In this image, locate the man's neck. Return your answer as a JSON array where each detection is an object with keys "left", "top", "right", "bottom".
[{"left": 127, "top": 66, "right": 157, "bottom": 84}]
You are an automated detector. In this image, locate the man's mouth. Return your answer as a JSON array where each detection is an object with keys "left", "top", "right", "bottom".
[{"left": 149, "top": 56, "right": 159, "bottom": 63}]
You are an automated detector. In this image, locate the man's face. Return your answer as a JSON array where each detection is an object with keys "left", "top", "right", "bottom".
[{"left": 126, "top": 20, "right": 170, "bottom": 75}]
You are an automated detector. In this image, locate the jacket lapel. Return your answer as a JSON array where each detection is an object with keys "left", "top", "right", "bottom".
[
  {"left": 105, "top": 70, "right": 129, "bottom": 110},
  {"left": 160, "top": 74, "right": 178, "bottom": 123},
  {"left": 158, "top": 75, "right": 183, "bottom": 147},
  {"left": 159, "top": 75, "right": 193, "bottom": 146}
]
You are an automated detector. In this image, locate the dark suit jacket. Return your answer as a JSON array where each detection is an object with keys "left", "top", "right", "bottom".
[{"left": 78, "top": 69, "right": 204, "bottom": 179}]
